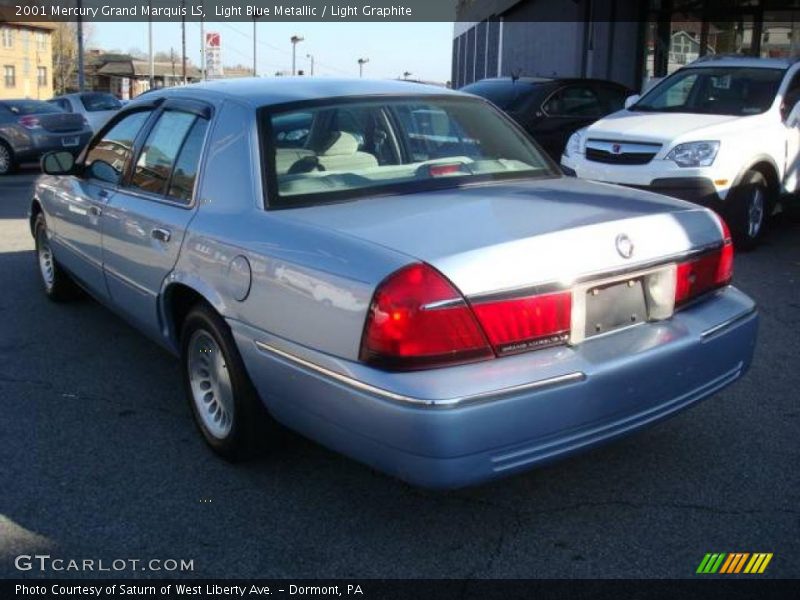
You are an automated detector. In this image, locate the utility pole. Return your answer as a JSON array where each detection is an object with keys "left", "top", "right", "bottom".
[
  {"left": 148, "top": 0, "right": 154, "bottom": 89},
  {"left": 358, "top": 57, "right": 369, "bottom": 78},
  {"left": 181, "top": 0, "right": 187, "bottom": 84},
  {"left": 200, "top": 12, "right": 205, "bottom": 81},
  {"left": 253, "top": 17, "right": 257, "bottom": 76},
  {"left": 76, "top": 0, "right": 84, "bottom": 91},
  {"left": 307, "top": 54, "right": 314, "bottom": 76},
  {"left": 290, "top": 35, "right": 304, "bottom": 75}
]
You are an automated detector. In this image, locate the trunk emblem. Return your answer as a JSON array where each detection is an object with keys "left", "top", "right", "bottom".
[
  {"left": 615, "top": 234, "right": 634, "bottom": 259},
  {"left": 612, "top": 143, "right": 622, "bottom": 154}
]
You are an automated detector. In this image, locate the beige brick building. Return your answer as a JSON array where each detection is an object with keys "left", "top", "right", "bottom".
[{"left": 0, "top": 21, "right": 54, "bottom": 100}]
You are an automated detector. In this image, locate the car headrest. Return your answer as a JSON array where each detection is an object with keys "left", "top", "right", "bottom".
[{"left": 320, "top": 131, "right": 360, "bottom": 156}]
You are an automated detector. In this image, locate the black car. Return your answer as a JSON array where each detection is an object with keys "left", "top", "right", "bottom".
[{"left": 461, "top": 77, "right": 634, "bottom": 160}]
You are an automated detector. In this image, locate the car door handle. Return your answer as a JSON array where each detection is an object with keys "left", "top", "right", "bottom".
[
  {"left": 151, "top": 228, "right": 172, "bottom": 243},
  {"left": 88, "top": 205, "right": 102, "bottom": 217}
]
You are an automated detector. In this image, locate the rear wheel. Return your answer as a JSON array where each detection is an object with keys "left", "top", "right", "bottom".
[
  {"left": 34, "top": 213, "right": 80, "bottom": 301},
  {"left": 725, "top": 170, "right": 770, "bottom": 251},
  {"left": 181, "top": 304, "right": 276, "bottom": 461},
  {"left": 0, "top": 141, "right": 15, "bottom": 176}
]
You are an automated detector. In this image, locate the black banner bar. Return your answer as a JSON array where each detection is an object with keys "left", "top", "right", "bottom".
[{"left": 3, "top": 579, "right": 800, "bottom": 600}]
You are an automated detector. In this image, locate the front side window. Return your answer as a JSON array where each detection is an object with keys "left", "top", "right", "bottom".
[
  {"left": 84, "top": 110, "right": 153, "bottom": 184},
  {"left": 130, "top": 110, "right": 204, "bottom": 201},
  {"left": 265, "top": 96, "right": 553, "bottom": 206},
  {"left": 632, "top": 67, "right": 784, "bottom": 116}
]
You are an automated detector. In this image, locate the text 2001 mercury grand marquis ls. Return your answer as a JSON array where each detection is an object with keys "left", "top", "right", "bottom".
[{"left": 30, "top": 79, "right": 758, "bottom": 488}]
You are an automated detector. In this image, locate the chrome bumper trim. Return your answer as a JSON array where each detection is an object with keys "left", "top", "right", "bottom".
[{"left": 254, "top": 340, "right": 586, "bottom": 408}]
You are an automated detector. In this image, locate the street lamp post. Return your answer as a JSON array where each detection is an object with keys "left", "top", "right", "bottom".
[
  {"left": 290, "top": 35, "right": 304, "bottom": 75},
  {"left": 358, "top": 57, "right": 369, "bottom": 78},
  {"left": 306, "top": 53, "right": 314, "bottom": 76}
]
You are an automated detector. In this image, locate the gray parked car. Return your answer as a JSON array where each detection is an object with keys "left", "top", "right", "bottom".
[
  {"left": 49, "top": 92, "right": 123, "bottom": 133},
  {"left": 30, "top": 79, "right": 758, "bottom": 488},
  {"left": 0, "top": 99, "right": 92, "bottom": 175}
]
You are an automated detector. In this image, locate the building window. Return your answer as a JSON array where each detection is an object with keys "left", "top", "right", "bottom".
[
  {"left": 4, "top": 65, "right": 16, "bottom": 88},
  {"left": 38, "top": 66, "right": 47, "bottom": 87},
  {"left": 36, "top": 31, "right": 47, "bottom": 51},
  {"left": 1, "top": 27, "right": 13, "bottom": 48}
]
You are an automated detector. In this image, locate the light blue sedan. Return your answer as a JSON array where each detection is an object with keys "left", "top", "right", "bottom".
[{"left": 30, "top": 78, "right": 758, "bottom": 488}]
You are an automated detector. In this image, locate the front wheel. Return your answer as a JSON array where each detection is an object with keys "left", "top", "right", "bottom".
[
  {"left": 181, "top": 304, "right": 276, "bottom": 461},
  {"left": 34, "top": 213, "right": 80, "bottom": 301},
  {"left": 725, "top": 170, "right": 771, "bottom": 251}
]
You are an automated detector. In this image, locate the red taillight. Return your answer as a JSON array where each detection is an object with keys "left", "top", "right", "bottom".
[
  {"left": 359, "top": 263, "right": 493, "bottom": 370},
  {"left": 675, "top": 216, "right": 734, "bottom": 306},
  {"left": 18, "top": 115, "right": 41, "bottom": 129},
  {"left": 471, "top": 292, "right": 572, "bottom": 355}
]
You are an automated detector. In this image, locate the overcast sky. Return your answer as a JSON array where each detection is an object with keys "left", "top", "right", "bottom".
[{"left": 90, "top": 21, "right": 454, "bottom": 82}]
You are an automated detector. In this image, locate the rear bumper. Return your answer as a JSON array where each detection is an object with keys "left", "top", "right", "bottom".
[{"left": 232, "top": 286, "right": 758, "bottom": 489}]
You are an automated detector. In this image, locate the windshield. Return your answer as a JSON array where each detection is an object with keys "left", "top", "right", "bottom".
[
  {"left": 80, "top": 93, "right": 123, "bottom": 112},
  {"left": 460, "top": 81, "right": 538, "bottom": 112},
  {"left": 632, "top": 67, "right": 784, "bottom": 116},
  {"left": 2, "top": 100, "right": 63, "bottom": 115},
  {"left": 265, "top": 96, "right": 554, "bottom": 206}
]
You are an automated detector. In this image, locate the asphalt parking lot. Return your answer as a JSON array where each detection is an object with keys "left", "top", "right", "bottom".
[{"left": 0, "top": 167, "right": 798, "bottom": 579}]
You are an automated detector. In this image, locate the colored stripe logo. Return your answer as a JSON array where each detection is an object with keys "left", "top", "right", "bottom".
[{"left": 696, "top": 552, "right": 773, "bottom": 574}]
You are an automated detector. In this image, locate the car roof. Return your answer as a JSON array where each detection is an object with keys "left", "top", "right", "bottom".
[
  {"left": 689, "top": 55, "right": 794, "bottom": 70},
  {"left": 132, "top": 77, "right": 465, "bottom": 108}
]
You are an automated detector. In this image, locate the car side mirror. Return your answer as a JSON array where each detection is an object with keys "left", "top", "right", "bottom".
[
  {"left": 624, "top": 94, "right": 641, "bottom": 110},
  {"left": 87, "top": 160, "right": 120, "bottom": 185},
  {"left": 41, "top": 151, "right": 75, "bottom": 175}
]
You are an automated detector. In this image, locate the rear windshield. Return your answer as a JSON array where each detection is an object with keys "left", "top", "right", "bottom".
[
  {"left": 263, "top": 96, "right": 555, "bottom": 207},
  {"left": 460, "top": 81, "right": 538, "bottom": 111},
  {"left": 1, "top": 100, "right": 63, "bottom": 115},
  {"left": 80, "top": 93, "right": 123, "bottom": 112}
]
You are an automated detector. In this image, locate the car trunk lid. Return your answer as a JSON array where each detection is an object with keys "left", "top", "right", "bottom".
[{"left": 277, "top": 177, "right": 722, "bottom": 298}]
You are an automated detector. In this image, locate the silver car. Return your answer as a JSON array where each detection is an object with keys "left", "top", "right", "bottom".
[
  {"left": 0, "top": 99, "right": 93, "bottom": 175},
  {"left": 48, "top": 92, "right": 123, "bottom": 133},
  {"left": 30, "top": 79, "right": 758, "bottom": 488}
]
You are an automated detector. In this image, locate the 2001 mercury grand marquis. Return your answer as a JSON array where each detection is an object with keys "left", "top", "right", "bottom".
[{"left": 30, "top": 78, "right": 758, "bottom": 488}]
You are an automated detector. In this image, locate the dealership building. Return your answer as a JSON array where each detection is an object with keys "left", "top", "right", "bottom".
[{"left": 453, "top": 0, "right": 800, "bottom": 91}]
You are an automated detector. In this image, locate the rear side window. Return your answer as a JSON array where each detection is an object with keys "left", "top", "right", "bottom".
[
  {"left": 84, "top": 110, "right": 153, "bottom": 184},
  {"left": 167, "top": 118, "right": 209, "bottom": 203}
]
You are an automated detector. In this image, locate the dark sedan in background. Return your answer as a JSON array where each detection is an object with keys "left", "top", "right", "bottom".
[
  {"left": 462, "top": 77, "right": 633, "bottom": 159},
  {"left": 0, "top": 99, "right": 93, "bottom": 175}
]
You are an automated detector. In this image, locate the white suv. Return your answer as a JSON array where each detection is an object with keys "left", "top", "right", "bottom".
[{"left": 561, "top": 55, "right": 800, "bottom": 249}]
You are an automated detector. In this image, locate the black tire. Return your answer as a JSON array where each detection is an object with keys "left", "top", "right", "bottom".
[
  {"left": 0, "top": 140, "right": 16, "bottom": 176},
  {"left": 33, "top": 213, "right": 80, "bottom": 301},
  {"left": 724, "top": 170, "right": 771, "bottom": 251},
  {"left": 180, "top": 303, "right": 276, "bottom": 461}
]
